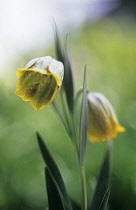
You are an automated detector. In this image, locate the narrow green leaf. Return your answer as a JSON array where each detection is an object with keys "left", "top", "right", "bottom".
[
  {"left": 89, "top": 142, "right": 111, "bottom": 210},
  {"left": 53, "top": 20, "right": 63, "bottom": 63},
  {"left": 36, "top": 132, "right": 73, "bottom": 210},
  {"left": 45, "top": 167, "right": 65, "bottom": 210},
  {"left": 99, "top": 189, "right": 110, "bottom": 210},
  {"left": 53, "top": 23, "right": 74, "bottom": 113},
  {"left": 79, "top": 67, "right": 88, "bottom": 164},
  {"left": 53, "top": 22, "right": 74, "bottom": 114},
  {"left": 71, "top": 201, "right": 81, "bottom": 210},
  {"left": 74, "top": 88, "right": 83, "bottom": 140},
  {"left": 63, "top": 37, "right": 74, "bottom": 113}
]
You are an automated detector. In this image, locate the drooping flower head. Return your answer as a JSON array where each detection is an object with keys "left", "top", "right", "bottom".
[
  {"left": 87, "top": 92, "right": 125, "bottom": 142},
  {"left": 16, "top": 56, "right": 64, "bottom": 110}
]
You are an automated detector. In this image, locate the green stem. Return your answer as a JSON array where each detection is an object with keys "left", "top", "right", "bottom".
[
  {"left": 70, "top": 98, "right": 87, "bottom": 210},
  {"left": 52, "top": 101, "right": 71, "bottom": 137},
  {"left": 60, "top": 89, "right": 72, "bottom": 135},
  {"left": 80, "top": 163, "right": 87, "bottom": 210}
]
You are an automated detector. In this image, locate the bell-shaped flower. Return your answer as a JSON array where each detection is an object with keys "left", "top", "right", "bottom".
[
  {"left": 87, "top": 92, "right": 125, "bottom": 142},
  {"left": 16, "top": 56, "right": 64, "bottom": 110}
]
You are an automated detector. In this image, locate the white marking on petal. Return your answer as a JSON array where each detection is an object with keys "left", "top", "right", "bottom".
[
  {"left": 26, "top": 57, "right": 40, "bottom": 68},
  {"left": 35, "top": 56, "right": 53, "bottom": 70},
  {"left": 49, "top": 59, "right": 64, "bottom": 85}
]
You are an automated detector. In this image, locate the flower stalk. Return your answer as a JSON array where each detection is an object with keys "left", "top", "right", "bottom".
[{"left": 80, "top": 163, "right": 87, "bottom": 210}]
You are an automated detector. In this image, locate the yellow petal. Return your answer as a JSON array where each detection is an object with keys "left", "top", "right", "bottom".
[
  {"left": 117, "top": 124, "right": 126, "bottom": 132},
  {"left": 87, "top": 92, "right": 125, "bottom": 142},
  {"left": 30, "top": 74, "right": 58, "bottom": 110},
  {"left": 16, "top": 56, "right": 64, "bottom": 110},
  {"left": 16, "top": 71, "right": 40, "bottom": 101},
  {"left": 16, "top": 68, "right": 59, "bottom": 110}
]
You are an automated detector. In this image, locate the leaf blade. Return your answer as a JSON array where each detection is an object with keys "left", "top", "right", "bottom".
[
  {"left": 45, "top": 167, "right": 65, "bottom": 210},
  {"left": 79, "top": 67, "right": 88, "bottom": 164},
  {"left": 89, "top": 142, "right": 112, "bottom": 210},
  {"left": 99, "top": 189, "right": 110, "bottom": 210},
  {"left": 53, "top": 23, "right": 74, "bottom": 113},
  {"left": 63, "top": 38, "right": 74, "bottom": 113},
  {"left": 36, "top": 132, "right": 73, "bottom": 210},
  {"left": 53, "top": 21, "right": 64, "bottom": 62}
]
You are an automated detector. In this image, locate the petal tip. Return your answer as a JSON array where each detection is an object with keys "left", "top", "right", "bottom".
[{"left": 117, "top": 125, "right": 126, "bottom": 133}]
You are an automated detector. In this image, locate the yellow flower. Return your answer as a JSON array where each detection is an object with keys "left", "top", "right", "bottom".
[
  {"left": 16, "top": 56, "right": 64, "bottom": 110},
  {"left": 87, "top": 92, "right": 125, "bottom": 142}
]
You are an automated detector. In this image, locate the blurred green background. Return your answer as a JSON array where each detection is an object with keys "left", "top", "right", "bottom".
[{"left": 0, "top": 0, "right": 136, "bottom": 209}]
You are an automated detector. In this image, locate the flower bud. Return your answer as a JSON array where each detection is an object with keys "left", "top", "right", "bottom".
[
  {"left": 16, "top": 56, "right": 64, "bottom": 110},
  {"left": 87, "top": 92, "right": 125, "bottom": 142}
]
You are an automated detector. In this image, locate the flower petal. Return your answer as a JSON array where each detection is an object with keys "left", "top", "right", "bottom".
[
  {"left": 87, "top": 92, "right": 125, "bottom": 142},
  {"left": 30, "top": 74, "right": 59, "bottom": 110},
  {"left": 16, "top": 70, "right": 39, "bottom": 101},
  {"left": 16, "top": 56, "right": 64, "bottom": 110},
  {"left": 16, "top": 69, "right": 59, "bottom": 110},
  {"left": 48, "top": 59, "right": 64, "bottom": 86}
]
